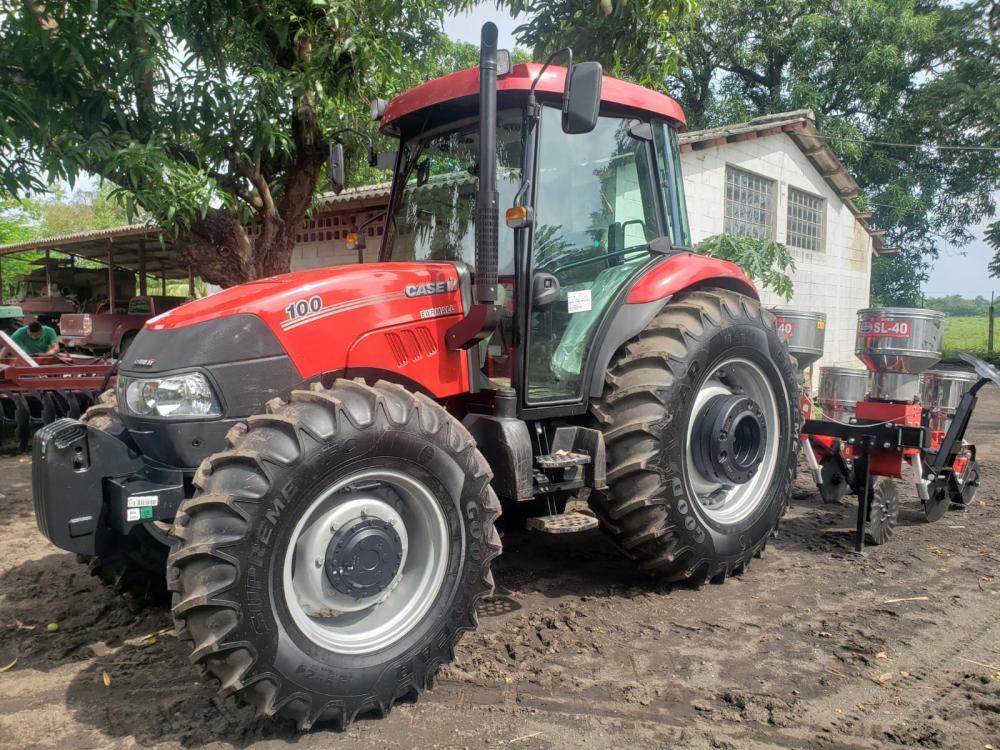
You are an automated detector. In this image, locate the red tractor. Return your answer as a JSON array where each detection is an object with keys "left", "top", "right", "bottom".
[{"left": 32, "top": 24, "right": 799, "bottom": 729}]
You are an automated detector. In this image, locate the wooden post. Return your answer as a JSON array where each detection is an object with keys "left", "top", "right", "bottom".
[
  {"left": 0, "top": 251, "right": 4, "bottom": 303},
  {"left": 989, "top": 292, "right": 995, "bottom": 356},
  {"left": 45, "top": 249, "right": 51, "bottom": 297},
  {"left": 161, "top": 271, "right": 167, "bottom": 296},
  {"left": 107, "top": 242, "right": 116, "bottom": 311},
  {"left": 187, "top": 263, "right": 195, "bottom": 297},
  {"left": 138, "top": 239, "right": 148, "bottom": 296}
]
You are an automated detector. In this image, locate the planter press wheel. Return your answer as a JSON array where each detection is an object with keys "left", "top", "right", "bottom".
[{"left": 866, "top": 477, "right": 899, "bottom": 546}]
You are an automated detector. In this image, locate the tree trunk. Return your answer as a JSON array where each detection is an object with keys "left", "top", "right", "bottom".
[
  {"left": 182, "top": 211, "right": 257, "bottom": 287},
  {"left": 179, "top": 149, "right": 325, "bottom": 288}
]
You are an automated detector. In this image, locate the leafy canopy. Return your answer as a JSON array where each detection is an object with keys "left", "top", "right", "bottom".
[
  {"left": 514, "top": 0, "right": 1000, "bottom": 306},
  {"left": 0, "top": 0, "right": 475, "bottom": 285}
]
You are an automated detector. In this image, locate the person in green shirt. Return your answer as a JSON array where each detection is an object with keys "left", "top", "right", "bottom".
[{"left": 3, "top": 321, "right": 60, "bottom": 357}]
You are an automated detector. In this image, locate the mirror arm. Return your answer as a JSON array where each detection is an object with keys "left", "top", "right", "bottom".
[
  {"left": 328, "top": 127, "right": 379, "bottom": 167},
  {"left": 527, "top": 47, "right": 573, "bottom": 112}
]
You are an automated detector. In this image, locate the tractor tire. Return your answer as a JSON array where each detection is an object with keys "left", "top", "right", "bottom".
[
  {"left": 168, "top": 380, "right": 502, "bottom": 730},
  {"left": 77, "top": 390, "right": 173, "bottom": 604},
  {"left": 590, "top": 288, "right": 799, "bottom": 583}
]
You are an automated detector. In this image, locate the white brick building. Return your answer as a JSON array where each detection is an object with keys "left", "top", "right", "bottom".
[{"left": 679, "top": 110, "right": 887, "bottom": 386}]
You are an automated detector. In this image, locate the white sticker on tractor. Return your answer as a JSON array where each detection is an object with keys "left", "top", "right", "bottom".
[
  {"left": 126, "top": 508, "right": 141, "bottom": 522},
  {"left": 567, "top": 289, "right": 592, "bottom": 314},
  {"left": 127, "top": 495, "right": 159, "bottom": 508}
]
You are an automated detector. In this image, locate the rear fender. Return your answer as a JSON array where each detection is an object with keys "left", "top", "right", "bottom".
[{"left": 587, "top": 253, "right": 759, "bottom": 398}]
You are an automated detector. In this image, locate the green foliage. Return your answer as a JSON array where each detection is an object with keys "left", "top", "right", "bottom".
[
  {"left": 0, "top": 0, "right": 475, "bottom": 285},
  {"left": 869, "top": 250, "right": 924, "bottom": 307},
  {"left": 513, "top": 0, "right": 999, "bottom": 303},
  {"left": 924, "top": 294, "right": 993, "bottom": 318},
  {"left": 677, "top": 0, "right": 999, "bottom": 303},
  {"left": 512, "top": 0, "right": 697, "bottom": 85},
  {"left": 694, "top": 233, "right": 796, "bottom": 300},
  {"left": 0, "top": 201, "right": 40, "bottom": 300}
]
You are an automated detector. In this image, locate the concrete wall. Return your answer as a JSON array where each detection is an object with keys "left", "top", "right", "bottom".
[
  {"left": 289, "top": 207, "right": 387, "bottom": 270},
  {"left": 681, "top": 134, "right": 872, "bottom": 388}
]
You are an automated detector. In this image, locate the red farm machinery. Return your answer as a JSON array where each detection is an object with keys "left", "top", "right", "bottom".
[
  {"left": 0, "top": 326, "right": 114, "bottom": 451},
  {"left": 802, "top": 308, "right": 998, "bottom": 551},
  {"left": 27, "top": 21, "right": 989, "bottom": 730}
]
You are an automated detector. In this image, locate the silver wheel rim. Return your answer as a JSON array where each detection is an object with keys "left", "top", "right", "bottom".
[
  {"left": 685, "top": 357, "right": 783, "bottom": 525},
  {"left": 282, "top": 468, "right": 450, "bottom": 655}
]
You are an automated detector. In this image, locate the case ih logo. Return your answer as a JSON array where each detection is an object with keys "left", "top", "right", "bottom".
[
  {"left": 860, "top": 319, "right": 911, "bottom": 338},
  {"left": 405, "top": 279, "right": 457, "bottom": 298}
]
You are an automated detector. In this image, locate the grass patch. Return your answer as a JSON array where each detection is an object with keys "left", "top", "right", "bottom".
[{"left": 941, "top": 315, "right": 999, "bottom": 364}]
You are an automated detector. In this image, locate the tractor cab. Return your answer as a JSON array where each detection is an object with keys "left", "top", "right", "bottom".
[{"left": 361, "top": 51, "right": 691, "bottom": 413}]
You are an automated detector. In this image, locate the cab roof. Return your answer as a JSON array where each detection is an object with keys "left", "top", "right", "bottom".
[{"left": 379, "top": 63, "right": 687, "bottom": 137}]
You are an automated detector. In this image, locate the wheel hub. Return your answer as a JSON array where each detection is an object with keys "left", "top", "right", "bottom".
[
  {"left": 693, "top": 393, "right": 768, "bottom": 486},
  {"left": 325, "top": 517, "right": 403, "bottom": 599}
]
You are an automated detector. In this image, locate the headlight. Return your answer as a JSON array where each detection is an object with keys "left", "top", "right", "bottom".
[{"left": 119, "top": 372, "right": 221, "bottom": 418}]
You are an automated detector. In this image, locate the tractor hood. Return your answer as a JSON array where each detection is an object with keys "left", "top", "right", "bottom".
[{"left": 127, "top": 261, "right": 471, "bottom": 398}]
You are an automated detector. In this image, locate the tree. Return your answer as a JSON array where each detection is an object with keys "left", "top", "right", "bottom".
[
  {"left": 513, "top": 0, "right": 1000, "bottom": 306},
  {"left": 695, "top": 234, "right": 796, "bottom": 300},
  {"left": 0, "top": 0, "right": 472, "bottom": 286},
  {"left": 512, "top": 0, "right": 695, "bottom": 85}
]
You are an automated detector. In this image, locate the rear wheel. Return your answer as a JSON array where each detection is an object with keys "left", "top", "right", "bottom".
[
  {"left": 591, "top": 288, "right": 799, "bottom": 582},
  {"left": 78, "top": 390, "right": 173, "bottom": 603},
  {"left": 168, "top": 380, "right": 501, "bottom": 729}
]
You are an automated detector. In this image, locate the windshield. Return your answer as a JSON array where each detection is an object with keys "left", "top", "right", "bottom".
[{"left": 382, "top": 114, "right": 523, "bottom": 275}]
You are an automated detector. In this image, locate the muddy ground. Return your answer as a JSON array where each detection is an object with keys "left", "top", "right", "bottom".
[{"left": 1, "top": 394, "right": 999, "bottom": 750}]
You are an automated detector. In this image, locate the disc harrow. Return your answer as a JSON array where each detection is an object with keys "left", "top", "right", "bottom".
[{"left": 1, "top": 331, "right": 114, "bottom": 452}]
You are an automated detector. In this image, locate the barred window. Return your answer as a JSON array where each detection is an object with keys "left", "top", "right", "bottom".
[
  {"left": 724, "top": 166, "right": 775, "bottom": 240},
  {"left": 786, "top": 187, "right": 825, "bottom": 252}
]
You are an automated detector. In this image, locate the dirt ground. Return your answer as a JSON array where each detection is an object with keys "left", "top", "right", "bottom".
[{"left": 1, "top": 395, "right": 999, "bottom": 750}]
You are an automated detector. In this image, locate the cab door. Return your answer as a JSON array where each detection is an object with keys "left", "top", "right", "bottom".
[{"left": 521, "top": 107, "right": 665, "bottom": 406}]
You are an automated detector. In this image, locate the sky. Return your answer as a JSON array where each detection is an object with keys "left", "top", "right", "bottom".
[
  {"left": 922, "top": 205, "right": 998, "bottom": 299},
  {"left": 443, "top": 8, "right": 526, "bottom": 51}
]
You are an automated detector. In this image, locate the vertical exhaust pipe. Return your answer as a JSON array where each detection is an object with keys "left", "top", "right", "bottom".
[
  {"left": 475, "top": 21, "right": 499, "bottom": 306},
  {"left": 446, "top": 22, "right": 502, "bottom": 350}
]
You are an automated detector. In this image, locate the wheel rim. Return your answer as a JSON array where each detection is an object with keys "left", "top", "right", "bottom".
[
  {"left": 685, "top": 357, "right": 783, "bottom": 525},
  {"left": 282, "top": 468, "right": 450, "bottom": 655}
]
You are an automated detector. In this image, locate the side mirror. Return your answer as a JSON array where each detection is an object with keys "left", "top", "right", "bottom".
[
  {"left": 329, "top": 141, "right": 345, "bottom": 194},
  {"left": 374, "top": 151, "right": 397, "bottom": 170},
  {"left": 562, "top": 61, "right": 603, "bottom": 134},
  {"left": 497, "top": 49, "right": 512, "bottom": 77}
]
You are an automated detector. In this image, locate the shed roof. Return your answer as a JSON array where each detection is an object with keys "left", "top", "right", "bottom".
[{"left": 679, "top": 109, "right": 891, "bottom": 254}]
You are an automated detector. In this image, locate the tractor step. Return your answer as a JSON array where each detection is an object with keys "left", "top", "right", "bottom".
[
  {"left": 527, "top": 511, "right": 599, "bottom": 534},
  {"left": 535, "top": 450, "right": 591, "bottom": 469}
]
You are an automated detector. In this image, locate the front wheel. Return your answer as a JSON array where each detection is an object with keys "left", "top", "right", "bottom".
[
  {"left": 591, "top": 288, "right": 799, "bottom": 583},
  {"left": 168, "top": 380, "right": 501, "bottom": 729}
]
